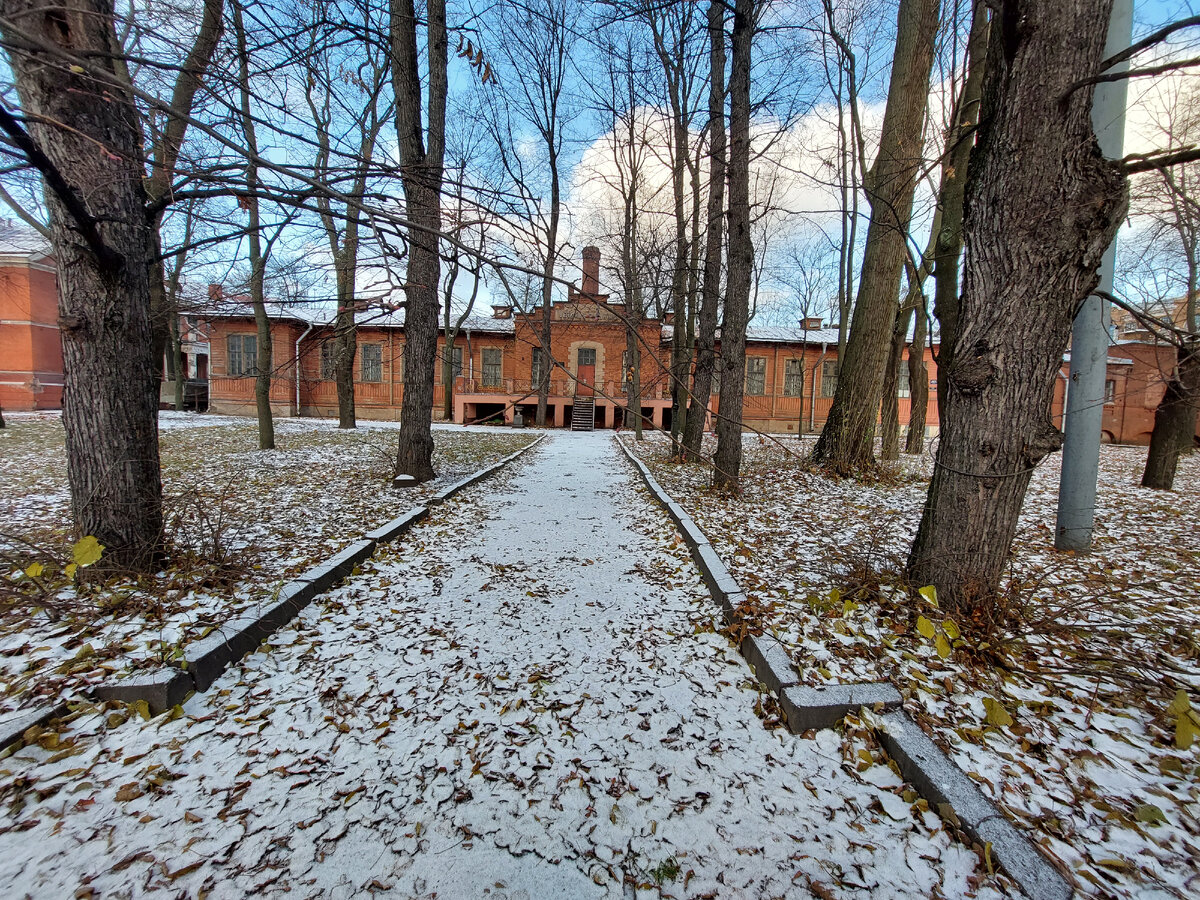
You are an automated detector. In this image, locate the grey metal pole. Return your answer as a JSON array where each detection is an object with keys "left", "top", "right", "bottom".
[{"left": 1055, "top": 0, "right": 1133, "bottom": 552}]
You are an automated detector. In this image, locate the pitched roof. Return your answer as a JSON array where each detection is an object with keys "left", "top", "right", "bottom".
[
  {"left": 660, "top": 323, "right": 842, "bottom": 345},
  {"left": 200, "top": 303, "right": 516, "bottom": 334},
  {"left": 0, "top": 222, "right": 52, "bottom": 263}
]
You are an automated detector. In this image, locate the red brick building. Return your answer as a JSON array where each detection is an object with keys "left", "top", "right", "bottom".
[
  {"left": 198, "top": 248, "right": 1196, "bottom": 444},
  {"left": 0, "top": 224, "right": 62, "bottom": 411}
]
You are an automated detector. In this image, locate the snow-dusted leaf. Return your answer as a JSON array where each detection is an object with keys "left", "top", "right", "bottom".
[{"left": 982, "top": 698, "right": 1013, "bottom": 728}]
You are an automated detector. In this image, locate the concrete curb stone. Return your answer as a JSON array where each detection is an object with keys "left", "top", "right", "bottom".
[
  {"left": 878, "top": 710, "right": 1072, "bottom": 900},
  {"left": 90, "top": 435, "right": 545, "bottom": 712},
  {"left": 779, "top": 682, "right": 902, "bottom": 733},
  {"left": 93, "top": 669, "right": 192, "bottom": 715},
  {"left": 740, "top": 634, "right": 800, "bottom": 696},
  {"left": 615, "top": 434, "right": 1071, "bottom": 900},
  {"left": 365, "top": 505, "right": 429, "bottom": 542},
  {"left": 0, "top": 702, "right": 70, "bottom": 753}
]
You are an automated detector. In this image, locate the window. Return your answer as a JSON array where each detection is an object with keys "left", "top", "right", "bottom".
[
  {"left": 1105, "top": 379, "right": 1116, "bottom": 405},
  {"left": 227, "top": 334, "right": 257, "bottom": 376},
  {"left": 482, "top": 347, "right": 502, "bottom": 387},
  {"left": 360, "top": 343, "right": 382, "bottom": 383},
  {"left": 531, "top": 348, "right": 545, "bottom": 386},
  {"left": 897, "top": 366, "right": 911, "bottom": 398},
  {"left": 783, "top": 359, "right": 804, "bottom": 397},
  {"left": 821, "top": 360, "right": 839, "bottom": 398},
  {"left": 745, "top": 357, "right": 766, "bottom": 396},
  {"left": 451, "top": 346, "right": 463, "bottom": 377},
  {"left": 578, "top": 347, "right": 596, "bottom": 367},
  {"left": 320, "top": 341, "right": 340, "bottom": 380}
]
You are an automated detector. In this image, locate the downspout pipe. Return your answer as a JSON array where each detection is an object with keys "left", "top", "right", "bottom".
[{"left": 295, "top": 321, "right": 314, "bottom": 417}]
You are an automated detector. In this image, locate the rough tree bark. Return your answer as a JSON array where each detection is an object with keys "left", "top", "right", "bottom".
[
  {"left": 904, "top": 296, "right": 929, "bottom": 454},
  {"left": 0, "top": 0, "right": 163, "bottom": 567},
  {"left": 812, "top": 0, "right": 940, "bottom": 472},
  {"left": 907, "top": 0, "right": 1129, "bottom": 612},
  {"left": 1141, "top": 341, "right": 1199, "bottom": 488},
  {"left": 881, "top": 217, "right": 937, "bottom": 462},
  {"left": 713, "top": 0, "right": 752, "bottom": 490},
  {"left": 932, "top": 0, "right": 988, "bottom": 422},
  {"left": 1142, "top": 168, "right": 1200, "bottom": 488},
  {"left": 682, "top": 0, "right": 726, "bottom": 461},
  {"left": 390, "top": 0, "right": 446, "bottom": 481}
]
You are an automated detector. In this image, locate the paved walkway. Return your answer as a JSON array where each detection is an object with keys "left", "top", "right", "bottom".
[{"left": 0, "top": 432, "right": 995, "bottom": 899}]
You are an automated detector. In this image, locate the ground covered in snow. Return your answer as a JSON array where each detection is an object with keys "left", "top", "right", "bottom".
[
  {"left": 0, "top": 432, "right": 1014, "bottom": 899},
  {"left": 0, "top": 412, "right": 533, "bottom": 717},
  {"left": 628, "top": 433, "right": 1200, "bottom": 899}
]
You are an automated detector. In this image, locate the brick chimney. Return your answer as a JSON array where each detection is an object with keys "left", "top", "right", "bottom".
[{"left": 582, "top": 246, "right": 600, "bottom": 296}]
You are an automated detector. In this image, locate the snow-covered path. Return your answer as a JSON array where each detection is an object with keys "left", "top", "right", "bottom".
[{"left": 0, "top": 432, "right": 1006, "bottom": 899}]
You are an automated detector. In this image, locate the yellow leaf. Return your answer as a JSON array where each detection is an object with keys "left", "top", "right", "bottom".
[
  {"left": 1176, "top": 712, "right": 1197, "bottom": 751},
  {"left": 1097, "top": 858, "right": 1129, "bottom": 870},
  {"left": 1134, "top": 803, "right": 1165, "bottom": 825},
  {"left": 69, "top": 64, "right": 86, "bottom": 74},
  {"left": 64, "top": 563, "right": 78, "bottom": 579},
  {"left": 72, "top": 536, "right": 104, "bottom": 567},
  {"left": 24, "top": 562, "right": 44, "bottom": 578},
  {"left": 943, "top": 619, "right": 960, "bottom": 641},
  {"left": 842, "top": 598, "right": 858, "bottom": 617},
  {"left": 916, "top": 616, "right": 935, "bottom": 640},
  {"left": 935, "top": 633, "right": 952, "bottom": 659},
  {"left": 983, "top": 697, "right": 1013, "bottom": 728},
  {"left": 829, "top": 587, "right": 841, "bottom": 606},
  {"left": 1167, "top": 689, "right": 1191, "bottom": 718},
  {"left": 132, "top": 699, "right": 151, "bottom": 721},
  {"left": 918, "top": 585, "right": 938, "bottom": 608}
]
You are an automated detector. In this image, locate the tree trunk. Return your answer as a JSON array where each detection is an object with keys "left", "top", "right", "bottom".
[
  {"left": 682, "top": 0, "right": 726, "bottom": 462},
  {"left": 713, "top": 0, "right": 753, "bottom": 490},
  {"left": 933, "top": 0, "right": 989, "bottom": 423},
  {"left": 0, "top": 0, "right": 163, "bottom": 567},
  {"left": 536, "top": 172, "right": 560, "bottom": 428},
  {"left": 391, "top": 0, "right": 446, "bottom": 481},
  {"left": 668, "top": 117, "right": 691, "bottom": 449},
  {"left": 334, "top": 286, "right": 357, "bottom": 429},
  {"left": 812, "top": 0, "right": 940, "bottom": 472},
  {"left": 907, "top": 0, "right": 1128, "bottom": 613},
  {"left": 140, "top": 0, "right": 224, "bottom": 389},
  {"left": 170, "top": 316, "right": 186, "bottom": 411},
  {"left": 233, "top": 1, "right": 274, "bottom": 450},
  {"left": 905, "top": 296, "right": 929, "bottom": 454},
  {"left": 879, "top": 299, "right": 912, "bottom": 461},
  {"left": 1141, "top": 342, "right": 1200, "bottom": 488}
]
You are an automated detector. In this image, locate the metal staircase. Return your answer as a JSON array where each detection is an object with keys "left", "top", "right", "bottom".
[{"left": 570, "top": 396, "right": 595, "bottom": 431}]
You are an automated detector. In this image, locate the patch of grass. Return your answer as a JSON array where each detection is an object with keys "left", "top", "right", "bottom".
[{"left": 648, "top": 856, "right": 680, "bottom": 885}]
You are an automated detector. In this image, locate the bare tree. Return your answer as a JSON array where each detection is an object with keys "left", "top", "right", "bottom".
[
  {"left": 481, "top": 0, "right": 577, "bottom": 428},
  {"left": 302, "top": 0, "right": 391, "bottom": 430},
  {"left": 390, "top": 0, "right": 447, "bottom": 481},
  {"left": 713, "top": 0, "right": 754, "bottom": 490},
  {"left": 682, "top": 0, "right": 726, "bottom": 460},
  {"left": 1132, "top": 85, "right": 1200, "bottom": 489},
  {"left": 812, "top": 0, "right": 940, "bottom": 472},
  {"left": 907, "top": 0, "right": 1130, "bottom": 613}
]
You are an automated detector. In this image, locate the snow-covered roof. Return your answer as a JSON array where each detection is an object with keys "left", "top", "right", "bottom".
[
  {"left": 201, "top": 303, "right": 516, "bottom": 334},
  {"left": 660, "top": 323, "right": 842, "bottom": 345},
  {"left": 0, "top": 222, "right": 52, "bottom": 264}
]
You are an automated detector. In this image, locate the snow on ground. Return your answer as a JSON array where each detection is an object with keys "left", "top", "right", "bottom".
[
  {"left": 0, "top": 432, "right": 1014, "bottom": 899},
  {"left": 627, "top": 432, "right": 1200, "bottom": 899},
  {"left": 0, "top": 413, "right": 533, "bottom": 718}
]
